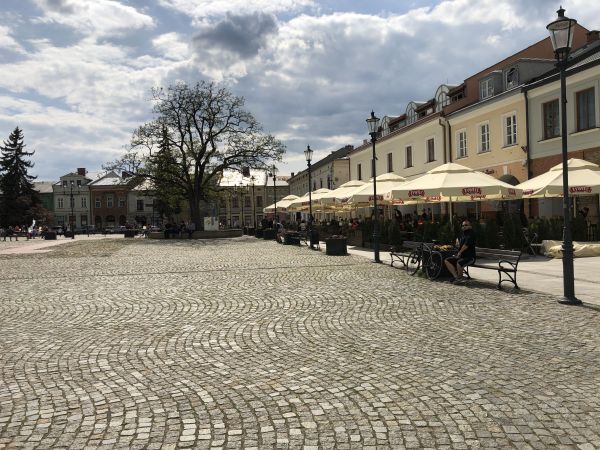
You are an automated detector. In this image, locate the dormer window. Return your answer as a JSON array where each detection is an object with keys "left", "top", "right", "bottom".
[
  {"left": 480, "top": 78, "right": 494, "bottom": 99},
  {"left": 506, "top": 68, "right": 519, "bottom": 89},
  {"left": 406, "top": 102, "right": 418, "bottom": 125}
]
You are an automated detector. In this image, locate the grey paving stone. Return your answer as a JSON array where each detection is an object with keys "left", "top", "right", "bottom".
[{"left": 0, "top": 237, "right": 599, "bottom": 449}]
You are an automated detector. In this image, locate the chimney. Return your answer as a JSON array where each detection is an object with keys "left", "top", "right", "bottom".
[
  {"left": 291, "top": 172, "right": 295, "bottom": 177},
  {"left": 77, "top": 168, "right": 86, "bottom": 176},
  {"left": 122, "top": 171, "right": 130, "bottom": 178},
  {"left": 587, "top": 30, "right": 600, "bottom": 43}
]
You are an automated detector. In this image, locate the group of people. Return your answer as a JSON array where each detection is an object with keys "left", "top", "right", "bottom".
[
  {"left": 162, "top": 221, "right": 196, "bottom": 239},
  {"left": 394, "top": 208, "right": 435, "bottom": 229}
]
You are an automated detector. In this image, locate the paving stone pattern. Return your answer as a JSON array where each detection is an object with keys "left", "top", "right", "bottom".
[{"left": 1, "top": 237, "right": 600, "bottom": 449}]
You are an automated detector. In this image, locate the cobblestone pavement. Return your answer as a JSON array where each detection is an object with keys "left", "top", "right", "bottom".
[{"left": 1, "top": 237, "right": 599, "bottom": 449}]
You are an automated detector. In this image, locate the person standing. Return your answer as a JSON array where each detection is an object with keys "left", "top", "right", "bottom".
[{"left": 444, "top": 220, "right": 476, "bottom": 284}]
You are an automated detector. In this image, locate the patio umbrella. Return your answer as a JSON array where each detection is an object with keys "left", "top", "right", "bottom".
[
  {"left": 346, "top": 173, "right": 407, "bottom": 205},
  {"left": 287, "top": 188, "right": 332, "bottom": 212},
  {"left": 318, "top": 180, "right": 366, "bottom": 207},
  {"left": 386, "top": 162, "right": 522, "bottom": 204},
  {"left": 516, "top": 158, "right": 600, "bottom": 198},
  {"left": 263, "top": 194, "right": 299, "bottom": 213}
]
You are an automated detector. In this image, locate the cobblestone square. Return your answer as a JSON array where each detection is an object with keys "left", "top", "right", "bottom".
[{"left": 1, "top": 237, "right": 599, "bottom": 449}]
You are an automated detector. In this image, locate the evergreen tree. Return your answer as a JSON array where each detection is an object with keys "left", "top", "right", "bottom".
[{"left": 0, "top": 127, "right": 39, "bottom": 227}]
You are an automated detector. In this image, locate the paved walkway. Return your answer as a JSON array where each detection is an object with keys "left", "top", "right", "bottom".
[
  {"left": 346, "top": 245, "right": 600, "bottom": 307},
  {"left": 1, "top": 237, "right": 599, "bottom": 449}
]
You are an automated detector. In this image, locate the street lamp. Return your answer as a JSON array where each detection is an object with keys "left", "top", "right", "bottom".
[
  {"left": 250, "top": 175, "right": 257, "bottom": 229},
  {"left": 366, "top": 111, "right": 381, "bottom": 263},
  {"left": 268, "top": 165, "right": 278, "bottom": 225},
  {"left": 304, "top": 145, "right": 314, "bottom": 225},
  {"left": 65, "top": 180, "right": 77, "bottom": 240},
  {"left": 547, "top": 6, "right": 581, "bottom": 305},
  {"left": 238, "top": 182, "right": 246, "bottom": 230}
]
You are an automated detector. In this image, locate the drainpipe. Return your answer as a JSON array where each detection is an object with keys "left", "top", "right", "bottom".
[
  {"left": 439, "top": 117, "right": 448, "bottom": 164},
  {"left": 524, "top": 89, "right": 532, "bottom": 179},
  {"left": 447, "top": 121, "right": 453, "bottom": 163}
]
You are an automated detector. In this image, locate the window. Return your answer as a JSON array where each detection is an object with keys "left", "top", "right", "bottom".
[
  {"left": 81, "top": 197, "right": 87, "bottom": 208},
  {"left": 76, "top": 180, "right": 82, "bottom": 187},
  {"left": 506, "top": 68, "right": 518, "bottom": 89},
  {"left": 357, "top": 164, "right": 362, "bottom": 180},
  {"left": 81, "top": 215, "right": 87, "bottom": 226},
  {"left": 244, "top": 196, "right": 251, "bottom": 208},
  {"left": 256, "top": 196, "right": 263, "bottom": 207},
  {"left": 405, "top": 146, "right": 413, "bottom": 168},
  {"left": 62, "top": 180, "right": 67, "bottom": 187},
  {"left": 504, "top": 114, "right": 517, "bottom": 146},
  {"left": 118, "top": 197, "right": 126, "bottom": 208},
  {"left": 107, "top": 195, "right": 114, "bottom": 208},
  {"left": 319, "top": 178, "right": 323, "bottom": 188},
  {"left": 232, "top": 196, "right": 239, "bottom": 208},
  {"left": 478, "top": 123, "right": 490, "bottom": 153},
  {"left": 480, "top": 78, "right": 494, "bottom": 99},
  {"left": 69, "top": 196, "right": 75, "bottom": 209},
  {"left": 137, "top": 200, "right": 144, "bottom": 211},
  {"left": 426, "top": 138, "right": 435, "bottom": 162},
  {"left": 58, "top": 198, "right": 64, "bottom": 209},
  {"left": 543, "top": 99, "right": 560, "bottom": 139},
  {"left": 57, "top": 216, "right": 65, "bottom": 226},
  {"left": 457, "top": 131, "right": 467, "bottom": 158},
  {"left": 95, "top": 197, "right": 101, "bottom": 208},
  {"left": 387, "top": 153, "right": 393, "bottom": 172},
  {"left": 576, "top": 88, "right": 596, "bottom": 131}
]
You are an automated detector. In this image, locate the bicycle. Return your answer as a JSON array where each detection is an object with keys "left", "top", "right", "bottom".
[{"left": 405, "top": 240, "right": 444, "bottom": 280}]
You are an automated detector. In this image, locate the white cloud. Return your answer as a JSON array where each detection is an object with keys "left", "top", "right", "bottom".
[
  {"left": 0, "top": 25, "right": 26, "bottom": 54},
  {"left": 152, "top": 33, "right": 191, "bottom": 61},
  {"left": 159, "top": 0, "right": 315, "bottom": 22},
  {"left": 32, "top": 0, "right": 155, "bottom": 37}
]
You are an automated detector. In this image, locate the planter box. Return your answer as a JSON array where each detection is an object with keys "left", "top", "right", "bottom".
[
  {"left": 325, "top": 238, "right": 347, "bottom": 255},
  {"left": 263, "top": 229, "right": 277, "bottom": 240},
  {"left": 283, "top": 232, "right": 301, "bottom": 245},
  {"left": 64, "top": 230, "right": 74, "bottom": 238},
  {"left": 255, "top": 228, "right": 263, "bottom": 238},
  {"left": 124, "top": 230, "right": 136, "bottom": 238},
  {"left": 44, "top": 231, "right": 57, "bottom": 240}
]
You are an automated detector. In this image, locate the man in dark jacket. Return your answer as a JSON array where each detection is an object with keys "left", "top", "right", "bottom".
[{"left": 444, "top": 220, "right": 476, "bottom": 284}]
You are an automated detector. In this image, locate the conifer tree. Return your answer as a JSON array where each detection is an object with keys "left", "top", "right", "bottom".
[{"left": 0, "top": 127, "right": 39, "bottom": 227}]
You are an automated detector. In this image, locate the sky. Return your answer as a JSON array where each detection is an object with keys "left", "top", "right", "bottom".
[{"left": 1, "top": 0, "right": 600, "bottom": 181}]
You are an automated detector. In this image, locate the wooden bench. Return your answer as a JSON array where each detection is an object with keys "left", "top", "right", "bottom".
[
  {"left": 464, "top": 247, "right": 522, "bottom": 290},
  {"left": 390, "top": 240, "right": 421, "bottom": 269}
]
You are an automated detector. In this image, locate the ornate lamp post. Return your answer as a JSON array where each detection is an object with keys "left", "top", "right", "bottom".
[
  {"left": 366, "top": 111, "right": 381, "bottom": 263},
  {"left": 547, "top": 7, "right": 581, "bottom": 305},
  {"left": 268, "top": 166, "right": 278, "bottom": 224},
  {"left": 304, "top": 145, "right": 314, "bottom": 225},
  {"left": 64, "top": 180, "right": 77, "bottom": 240},
  {"left": 250, "top": 176, "right": 257, "bottom": 229}
]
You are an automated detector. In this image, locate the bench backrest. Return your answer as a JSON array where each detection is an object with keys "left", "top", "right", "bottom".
[
  {"left": 475, "top": 247, "right": 521, "bottom": 263},
  {"left": 401, "top": 240, "right": 421, "bottom": 250}
]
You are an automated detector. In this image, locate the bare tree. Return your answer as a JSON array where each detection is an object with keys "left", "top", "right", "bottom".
[{"left": 107, "top": 81, "right": 285, "bottom": 227}]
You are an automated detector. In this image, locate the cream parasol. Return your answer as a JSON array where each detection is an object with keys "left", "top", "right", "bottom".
[
  {"left": 318, "top": 180, "right": 366, "bottom": 207},
  {"left": 516, "top": 158, "right": 600, "bottom": 198},
  {"left": 346, "top": 173, "right": 407, "bottom": 205},
  {"left": 263, "top": 194, "right": 299, "bottom": 213},
  {"left": 386, "top": 162, "right": 522, "bottom": 204},
  {"left": 287, "top": 188, "right": 332, "bottom": 212}
]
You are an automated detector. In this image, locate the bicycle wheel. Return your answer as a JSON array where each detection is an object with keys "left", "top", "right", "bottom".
[
  {"left": 405, "top": 250, "right": 421, "bottom": 275},
  {"left": 425, "top": 251, "right": 443, "bottom": 280}
]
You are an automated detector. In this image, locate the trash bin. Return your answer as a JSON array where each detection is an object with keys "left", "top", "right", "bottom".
[
  {"left": 124, "top": 230, "right": 136, "bottom": 238},
  {"left": 44, "top": 231, "right": 57, "bottom": 240},
  {"left": 255, "top": 228, "right": 263, "bottom": 238},
  {"left": 309, "top": 228, "right": 320, "bottom": 249},
  {"left": 263, "top": 228, "right": 277, "bottom": 240},
  {"left": 325, "top": 238, "right": 347, "bottom": 255}
]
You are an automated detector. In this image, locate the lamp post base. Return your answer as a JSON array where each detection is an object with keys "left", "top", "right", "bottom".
[
  {"left": 371, "top": 259, "right": 382, "bottom": 264},
  {"left": 558, "top": 297, "right": 582, "bottom": 306}
]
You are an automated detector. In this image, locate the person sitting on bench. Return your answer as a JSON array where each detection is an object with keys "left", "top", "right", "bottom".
[{"left": 445, "top": 220, "right": 476, "bottom": 284}]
